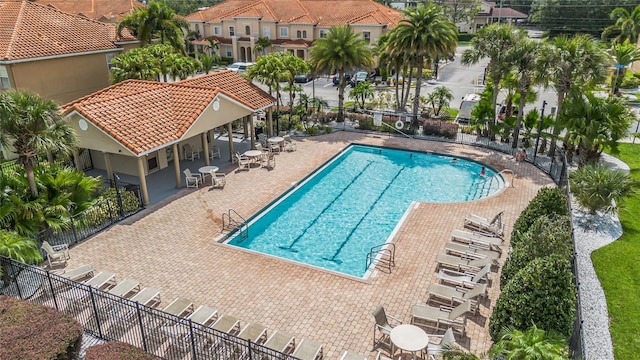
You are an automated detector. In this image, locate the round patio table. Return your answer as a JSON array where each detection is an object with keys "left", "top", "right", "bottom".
[
  {"left": 390, "top": 324, "right": 429, "bottom": 360},
  {"left": 198, "top": 166, "right": 219, "bottom": 185},
  {"left": 268, "top": 136, "right": 284, "bottom": 143}
]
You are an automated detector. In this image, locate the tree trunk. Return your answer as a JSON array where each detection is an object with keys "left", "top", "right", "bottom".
[
  {"left": 489, "top": 75, "right": 501, "bottom": 141},
  {"left": 337, "top": 73, "right": 346, "bottom": 122},
  {"left": 548, "top": 90, "right": 566, "bottom": 157},
  {"left": 25, "top": 161, "right": 38, "bottom": 198},
  {"left": 402, "top": 66, "right": 414, "bottom": 111},
  {"left": 412, "top": 54, "right": 424, "bottom": 122},
  {"left": 394, "top": 70, "right": 401, "bottom": 110},
  {"left": 512, "top": 88, "right": 527, "bottom": 148}
]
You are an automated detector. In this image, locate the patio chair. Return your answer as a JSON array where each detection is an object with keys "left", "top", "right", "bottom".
[
  {"left": 258, "top": 133, "right": 268, "bottom": 148},
  {"left": 291, "top": 338, "right": 323, "bottom": 360},
  {"left": 463, "top": 211, "right": 504, "bottom": 238},
  {"left": 210, "top": 314, "right": 241, "bottom": 335},
  {"left": 435, "top": 253, "right": 493, "bottom": 273},
  {"left": 450, "top": 229, "right": 503, "bottom": 255},
  {"left": 235, "top": 153, "right": 250, "bottom": 171},
  {"left": 59, "top": 264, "right": 94, "bottom": 281},
  {"left": 188, "top": 305, "right": 218, "bottom": 327},
  {"left": 263, "top": 330, "right": 296, "bottom": 354},
  {"left": 340, "top": 350, "right": 368, "bottom": 360},
  {"left": 372, "top": 305, "right": 402, "bottom": 352},
  {"left": 427, "top": 283, "right": 487, "bottom": 313},
  {"left": 425, "top": 328, "right": 457, "bottom": 359},
  {"left": 283, "top": 135, "right": 297, "bottom": 152},
  {"left": 107, "top": 279, "right": 141, "bottom": 298},
  {"left": 410, "top": 300, "right": 472, "bottom": 336},
  {"left": 261, "top": 151, "right": 276, "bottom": 169},
  {"left": 41, "top": 241, "right": 69, "bottom": 267},
  {"left": 255, "top": 143, "right": 265, "bottom": 152},
  {"left": 237, "top": 322, "right": 268, "bottom": 344},
  {"left": 375, "top": 351, "right": 393, "bottom": 360},
  {"left": 183, "top": 144, "right": 200, "bottom": 161},
  {"left": 183, "top": 169, "right": 202, "bottom": 188},
  {"left": 444, "top": 242, "right": 501, "bottom": 266},
  {"left": 269, "top": 141, "right": 281, "bottom": 154},
  {"left": 438, "top": 264, "right": 491, "bottom": 289},
  {"left": 212, "top": 173, "right": 226, "bottom": 188},
  {"left": 209, "top": 145, "right": 221, "bottom": 159}
]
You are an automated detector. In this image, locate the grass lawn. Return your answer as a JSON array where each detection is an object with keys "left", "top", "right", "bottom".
[{"left": 592, "top": 143, "right": 640, "bottom": 358}]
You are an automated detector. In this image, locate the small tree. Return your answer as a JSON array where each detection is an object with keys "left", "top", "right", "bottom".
[
  {"left": 570, "top": 163, "right": 635, "bottom": 215},
  {"left": 427, "top": 86, "right": 453, "bottom": 117},
  {"left": 490, "top": 325, "right": 568, "bottom": 360},
  {"left": 348, "top": 82, "right": 375, "bottom": 109}
]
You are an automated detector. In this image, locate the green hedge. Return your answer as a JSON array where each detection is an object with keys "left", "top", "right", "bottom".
[
  {"left": 511, "top": 187, "right": 568, "bottom": 248},
  {"left": 500, "top": 215, "right": 573, "bottom": 287},
  {"left": 0, "top": 295, "right": 83, "bottom": 359},
  {"left": 489, "top": 254, "right": 576, "bottom": 341},
  {"left": 458, "top": 33, "right": 475, "bottom": 42},
  {"left": 85, "top": 342, "right": 158, "bottom": 360}
]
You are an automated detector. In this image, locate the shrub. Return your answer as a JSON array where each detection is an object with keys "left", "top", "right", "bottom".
[
  {"left": 570, "top": 163, "right": 635, "bottom": 215},
  {"left": 511, "top": 187, "right": 568, "bottom": 246},
  {"left": 79, "top": 188, "right": 141, "bottom": 229},
  {"left": 422, "top": 119, "right": 458, "bottom": 139},
  {"left": 620, "top": 75, "right": 640, "bottom": 89},
  {"left": 0, "top": 295, "right": 83, "bottom": 359},
  {"left": 85, "top": 342, "right": 158, "bottom": 360},
  {"left": 490, "top": 325, "right": 568, "bottom": 359},
  {"left": 489, "top": 254, "right": 576, "bottom": 341},
  {"left": 458, "top": 33, "right": 475, "bottom": 42},
  {"left": 501, "top": 215, "right": 573, "bottom": 286}
]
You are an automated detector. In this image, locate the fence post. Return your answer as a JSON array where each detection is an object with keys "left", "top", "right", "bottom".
[
  {"left": 13, "top": 262, "right": 23, "bottom": 299},
  {"left": 88, "top": 287, "right": 103, "bottom": 339},
  {"left": 189, "top": 319, "right": 197, "bottom": 359},
  {"left": 247, "top": 339, "right": 253, "bottom": 360},
  {"left": 69, "top": 216, "right": 79, "bottom": 245},
  {"left": 46, "top": 271, "right": 59, "bottom": 311},
  {"left": 136, "top": 302, "right": 148, "bottom": 352}
]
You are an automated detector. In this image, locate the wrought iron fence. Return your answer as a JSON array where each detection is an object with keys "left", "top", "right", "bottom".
[{"left": 0, "top": 256, "right": 297, "bottom": 360}]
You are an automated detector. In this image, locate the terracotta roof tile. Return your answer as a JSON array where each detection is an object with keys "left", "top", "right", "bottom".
[
  {"left": 186, "top": 0, "right": 402, "bottom": 28},
  {"left": 32, "top": 0, "right": 145, "bottom": 22},
  {"left": 490, "top": 7, "right": 527, "bottom": 18},
  {"left": 0, "top": 0, "right": 135, "bottom": 61},
  {"left": 62, "top": 71, "right": 274, "bottom": 155}
]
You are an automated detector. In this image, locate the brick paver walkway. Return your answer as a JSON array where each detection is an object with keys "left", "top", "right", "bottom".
[{"left": 65, "top": 131, "right": 553, "bottom": 359}]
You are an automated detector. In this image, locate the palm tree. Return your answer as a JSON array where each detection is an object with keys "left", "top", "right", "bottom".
[
  {"left": 254, "top": 37, "right": 272, "bottom": 57},
  {"left": 349, "top": 82, "right": 375, "bottom": 109},
  {"left": 391, "top": 4, "right": 457, "bottom": 121},
  {"left": 117, "top": 1, "right": 189, "bottom": 53},
  {"left": 461, "top": 23, "right": 519, "bottom": 140},
  {"left": 539, "top": 34, "right": 608, "bottom": 156},
  {"left": 198, "top": 52, "right": 219, "bottom": 74},
  {"left": 609, "top": 40, "right": 640, "bottom": 95},
  {"left": 602, "top": 5, "right": 640, "bottom": 44},
  {"left": 507, "top": 33, "right": 543, "bottom": 148},
  {"left": 0, "top": 230, "right": 42, "bottom": 283},
  {"left": 109, "top": 47, "right": 161, "bottom": 83},
  {"left": 427, "top": 86, "right": 453, "bottom": 116},
  {"left": 310, "top": 25, "right": 374, "bottom": 122},
  {"left": 490, "top": 325, "right": 568, "bottom": 360},
  {"left": 0, "top": 91, "right": 78, "bottom": 198}
]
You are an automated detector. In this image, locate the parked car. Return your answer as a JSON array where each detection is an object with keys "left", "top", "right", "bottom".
[
  {"left": 294, "top": 73, "right": 314, "bottom": 83},
  {"left": 332, "top": 73, "right": 351, "bottom": 86},
  {"left": 227, "top": 62, "right": 254, "bottom": 73},
  {"left": 349, "top": 71, "right": 369, "bottom": 86}
]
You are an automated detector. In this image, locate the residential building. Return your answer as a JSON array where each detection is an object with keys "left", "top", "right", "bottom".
[
  {"left": 30, "top": 0, "right": 145, "bottom": 23},
  {"left": 185, "top": 0, "right": 403, "bottom": 62}
]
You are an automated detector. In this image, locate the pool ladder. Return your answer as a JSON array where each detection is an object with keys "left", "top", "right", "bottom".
[
  {"left": 366, "top": 243, "right": 396, "bottom": 274},
  {"left": 222, "top": 209, "right": 248, "bottom": 240}
]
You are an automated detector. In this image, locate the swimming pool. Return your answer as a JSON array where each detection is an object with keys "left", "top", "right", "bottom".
[{"left": 227, "top": 144, "right": 503, "bottom": 277}]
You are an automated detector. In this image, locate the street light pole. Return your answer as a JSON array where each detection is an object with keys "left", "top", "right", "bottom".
[
  {"left": 533, "top": 100, "right": 547, "bottom": 163},
  {"left": 612, "top": 64, "right": 625, "bottom": 95}
]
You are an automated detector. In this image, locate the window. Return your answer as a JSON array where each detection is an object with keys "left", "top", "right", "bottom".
[
  {"left": 214, "top": 26, "right": 221, "bottom": 35},
  {"left": 226, "top": 47, "right": 232, "bottom": 57},
  {"left": 0, "top": 65, "right": 10, "bottom": 89},
  {"left": 105, "top": 53, "right": 116, "bottom": 71},
  {"left": 319, "top": 29, "right": 328, "bottom": 38},
  {"left": 302, "top": 30, "right": 307, "bottom": 38},
  {"left": 245, "top": 25, "right": 251, "bottom": 35},
  {"left": 280, "top": 27, "right": 288, "bottom": 37},
  {"left": 296, "top": 30, "right": 302, "bottom": 38},
  {"left": 363, "top": 31, "right": 371, "bottom": 43},
  {"left": 263, "top": 26, "right": 270, "bottom": 38},
  {"left": 229, "top": 26, "right": 235, "bottom": 36}
]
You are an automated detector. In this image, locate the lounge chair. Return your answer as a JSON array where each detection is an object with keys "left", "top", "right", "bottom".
[
  {"left": 237, "top": 322, "right": 268, "bottom": 344},
  {"left": 435, "top": 253, "right": 493, "bottom": 273},
  {"left": 427, "top": 283, "right": 487, "bottom": 313},
  {"left": 183, "top": 144, "right": 200, "bottom": 161},
  {"left": 107, "top": 279, "right": 141, "bottom": 297},
  {"left": 438, "top": 264, "right": 492, "bottom": 289},
  {"left": 374, "top": 351, "right": 393, "bottom": 360},
  {"left": 291, "top": 339, "right": 323, "bottom": 360},
  {"left": 263, "top": 330, "right": 295, "bottom": 354},
  {"left": 372, "top": 305, "right": 402, "bottom": 352},
  {"left": 444, "top": 242, "right": 501, "bottom": 266},
  {"left": 130, "top": 287, "right": 161, "bottom": 307},
  {"left": 341, "top": 351, "right": 368, "bottom": 360},
  {"left": 83, "top": 271, "right": 117, "bottom": 290},
  {"left": 450, "top": 229, "right": 503, "bottom": 254},
  {"left": 183, "top": 169, "right": 202, "bottom": 188},
  {"left": 41, "top": 241, "right": 69, "bottom": 267},
  {"left": 163, "top": 297, "right": 194, "bottom": 317},
  {"left": 188, "top": 305, "right": 218, "bottom": 327},
  {"left": 463, "top": 211, "right": 504, "bottom": 237},
  {"left": 211, "top": 314, "right": 241, "bottom": 335},
  {"left": 60, "top": 264, "right": 94, "bottom": 281},
  {"left": 410, "top": 300, "right": 472, "bottom": 336},
  {"left": 425, "top": 328, "right": 457, "bottom": 359}
]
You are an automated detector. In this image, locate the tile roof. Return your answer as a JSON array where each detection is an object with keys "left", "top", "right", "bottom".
[
  {"left": 31, "top": 0, "right": 145, "bottom": 22},
  {"left": 62, "top": 71, "right": 275, "bottom": 155},
  {"left": 489, "top": 7, "right": 527, "bottom": 18},
  {"left": 0, "top": 0, "right": 136, "bottom": 61},
  {"left": 186, "top": 0, "right": 403, "bottom": 28}
]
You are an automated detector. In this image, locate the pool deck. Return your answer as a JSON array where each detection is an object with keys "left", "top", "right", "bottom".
[{"left": 64, "top": 131, "right": 554, "bottom": 359}]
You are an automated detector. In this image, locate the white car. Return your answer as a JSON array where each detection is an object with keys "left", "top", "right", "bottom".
[{"left": 227, "top": 62, "right": 254, "bottom": 73}]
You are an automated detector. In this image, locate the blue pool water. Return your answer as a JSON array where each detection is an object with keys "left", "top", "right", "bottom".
[{"left": 227, "top": 144, "right": 503, "bottom": 277}]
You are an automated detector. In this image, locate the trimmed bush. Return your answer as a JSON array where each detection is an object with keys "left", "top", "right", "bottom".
[
  {"left": 0, "top": 295, "right": 83, "bottom": 359},
  {"left": 500, "top": 215, "right": 573, "bottom": 287},
  {"left": 511, "top": 187, "right": 568, "bottom": 247},
  {"left": 458, "top": 33, "right": 475, "bottom": 42},
  {"left": 85, "top": 342, "right": 158, "bottom": 360},
  {"left": 422, "top": 119, "right": 458, "bottom": 139},
  {"left": 570, "top": 163, "right": 635, "bottom": 215},
  {"left": 489, "top": 254, "right": 576, "bottom": 341}
]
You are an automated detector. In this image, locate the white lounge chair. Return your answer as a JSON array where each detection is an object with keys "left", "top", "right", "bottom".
[
  {"left": 435, "top": 253, "right": 493, "bottom": 273},
  {"left": 427, "top": 283, "right": 487, "bottom": 313},
  {"left": 291, "top": 338, "right": 323, "bottom": 360},
  {"left": 341, "top": 350, "right": 368, "bottom": 360},
  {"left": 410, "top": 300, "right": 472, "bottom": 336},
  {"left": 188, "top": 305, "right": 218, "bottom": 327},
  {"left": 130, "top": 287, "right": 161, "bottom": 307},
  {"left": 463, "top": 211, "right": 504, "bottom": 237},
  {"left": 60, "top": 264, "right": 94, "bottom": 281},
  {"left": 437, "top": 264, "right": 492, "bottom": 289},
  {"left": 263, "top": 331, "right": 295, "bottom": 354},
  {"left": 107, "top": 279, "right": 141, "bottom": 298},
  {"left": 211, "top": 314, "right": 241, "bottom": 335},
  {"left": 450, "top": 229, "right": 503, "bottom": 254},
  {"left": 83, "top": 271, "right": 117, "bottom": 290},
  {"left": 163, "top": 297, "right": 194, "bottom": 317},
  {"left": 237, "top": 322, "right": 268, "bottom": 344},
  {"left": 444, "top": 242, "right": 501, "bottom": 266},
  {"left": 41, "top": 241, "right": 69, "bottom": 267}
]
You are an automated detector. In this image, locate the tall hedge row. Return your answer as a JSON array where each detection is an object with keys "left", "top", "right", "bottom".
[{"left": 510, "top": 187, "right": 569, "bottom": 248}]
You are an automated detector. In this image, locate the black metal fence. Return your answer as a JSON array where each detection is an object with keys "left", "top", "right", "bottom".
[{"left": 0, "top": 256, "right": 296, "bottom": 360}]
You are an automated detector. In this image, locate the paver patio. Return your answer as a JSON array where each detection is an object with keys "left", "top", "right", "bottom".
[{"left": 64, "top": 131, "right": 554, "bottom": 359}]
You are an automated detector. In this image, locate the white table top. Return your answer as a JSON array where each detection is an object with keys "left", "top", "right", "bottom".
[
  {"left": 268, "top": 136, "right": 284, "bottom": 143},
  {"left": 199, "top": 166, "right": 219, "bottom": 174},
  {"left": 244, "top": 150, "right": 262, "bottom": 157},
  {"left": 390, "top": 324, "right": 429, "bottom": 353}
]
